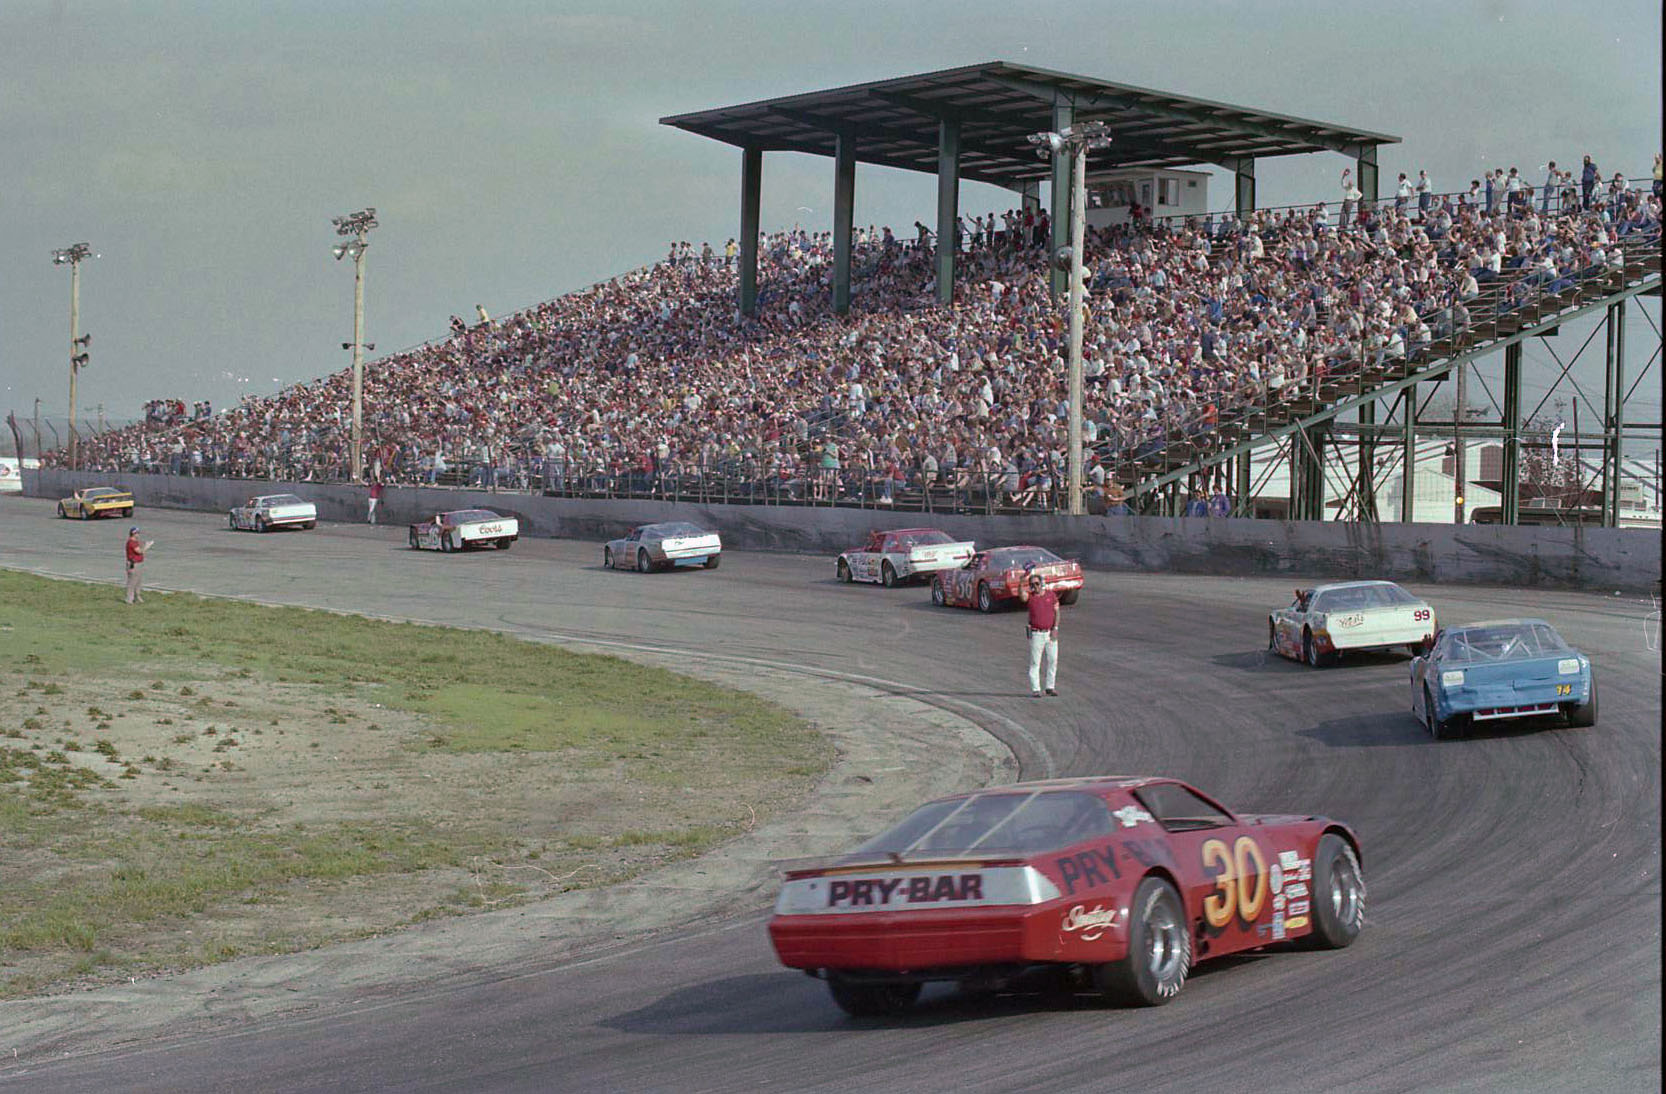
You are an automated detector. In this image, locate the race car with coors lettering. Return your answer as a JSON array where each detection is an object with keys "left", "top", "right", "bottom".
[
  {"left": 408, "top": 509, "right": 518, "bottom": 552},
  {"left": 769, "top": 776, "right": 1364, "bottom": 1015},
  {"left": 931, "top": 545, "right": 1083, "bottom": 613}
]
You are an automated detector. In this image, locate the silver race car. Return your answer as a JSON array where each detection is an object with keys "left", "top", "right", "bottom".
[
  {"left": 228, "top": 493, "right": 317, "bottom": 532},
  {"left": 604, "top": 521, "right": 722, "bottom": 573}
]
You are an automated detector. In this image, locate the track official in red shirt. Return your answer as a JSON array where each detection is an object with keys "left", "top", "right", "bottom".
[
  {"left": 1018, "top": 569, "right": 1061, "bottom": 697},
  {"left": 124, "top": 526, "right": 154, "bottom": 605}
]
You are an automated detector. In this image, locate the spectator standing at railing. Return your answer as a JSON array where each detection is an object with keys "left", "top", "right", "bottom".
[
  {"left": 1416, "top": 170, "right": 1433, "bottom": 219},
  {"left": 367, "top": 478, "right": 383, "bottom": 524},
  {"left": 1505, "top": 167, "right": 1524, "bottom": 211},
  {"left": 1581, "top": 156, "right": 1598, "bottom": 209},
  {"left": 1394, "top": 174, "right": 1412, "bottom": 216},
  {"left": 1339, "top": 169, "right": 1357, "bottom": 226},
  {"left": 1653, "top": 153, "right": 1663, "bottom": 198},
  {"left": 1541, "top": 162, "right": 1559, "bottom": 214}
]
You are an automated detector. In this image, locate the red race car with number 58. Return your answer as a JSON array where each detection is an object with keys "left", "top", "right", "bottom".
[
  {"left": 931, "top": 545, "right": 1083, "bottom": 613},
  {"left": 768, "top": 776, "right": 1365, "bottom": 1015}
]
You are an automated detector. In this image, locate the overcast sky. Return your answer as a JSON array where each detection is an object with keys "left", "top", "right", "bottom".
[{"left": 1, "top": 0, "right": 1659, "bottom": 431}]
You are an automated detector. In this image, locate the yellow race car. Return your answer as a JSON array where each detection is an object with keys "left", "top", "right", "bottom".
[{"left": 58, "top": 486, "right": 134, "bottom": 520}]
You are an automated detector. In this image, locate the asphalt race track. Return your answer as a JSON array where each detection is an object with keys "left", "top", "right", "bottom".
[{"left": 1, "top": 497, "right": 1659, "bottom": 1093}]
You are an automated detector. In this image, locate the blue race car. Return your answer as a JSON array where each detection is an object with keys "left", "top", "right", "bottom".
[{"left": 1410, "top": 619, "right": 1596, "bottom": 739}]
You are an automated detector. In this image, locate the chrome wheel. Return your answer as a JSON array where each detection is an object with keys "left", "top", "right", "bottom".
[
  {"left": 1142, "top": 892, "right": 1187, "bottom": 987},
  {"left": 1329, "top": 850, "right": 1364, "bottom": 929}
]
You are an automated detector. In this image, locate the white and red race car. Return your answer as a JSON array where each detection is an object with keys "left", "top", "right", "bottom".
[
  {"left": 408, "top": 509, "right": 518, "bottom": 552},
  {"left": 836, "top": 528, "right": 975, "bottom": 587},
  {"left": 1270, "top": 580, "right": 1435, "bottom": 667}
]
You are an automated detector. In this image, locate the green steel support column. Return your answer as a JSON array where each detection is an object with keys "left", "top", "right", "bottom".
[
  {"left": 935, "top": 118, "right": 961, "bottom": 308},
  {"left": 1236, "top": 449, "right": 1252, "bottom": 516},
  {"left": 738, "top": 146, "right": 762, "bottom": 317},
  {"left": 1357, "top": 399, "right": 1377, "bottom": 521},
  {"left": 1400, "top": 383, "right": 1417, "bottom": 522},
  {"left": 1307, "top": 422, "right": 1328, "bottom": 519},
  {"left": 1605, "top": 300, "right": 1627, "bottom": 526},
  {"left": 1501, "top": 341, "right": 1522, "bottom": 524},
  {"left": 1225, "top": 157, "right": 1256, "bottom": 221},
  {"left": 1288, "top": 440, "right": 1303, "bottom": 519},
  {"left": 1019, "top": 180, "right": 1041, "bottom": 213},
  {"left": 1356, "top": 144, "right": 1379, "bottom": 204},
  {"left": 1049, "top": 98, "right": 1073, "bottom": 298},
  {"left": 832, "top": 133, "right": 855, "bottom": 315}
]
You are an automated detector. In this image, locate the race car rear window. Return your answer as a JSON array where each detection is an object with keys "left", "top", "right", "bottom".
[
  {"left": 450, "top": 510, "right": 501, "bottom": 522},
  {"left": 1313, "top": 584, "right": 1418, "bottom": 612},
  {"left": 1133, "top": 783, "right": 1233, "bottom": 832},
  {"left": 1443, "top": 623, "right": 1569, "bottom": 661},
  {"left": 855, "top": 792, "right": 1115, "bottom": 856},
  {"left": 653, "top": 522, "right": 707, "bottom": 536},
  {"left": 891, "top": 530, "right": 953, "bottom": 549},
  {"left": 987, "top": 548, "right": 1060, "bottom": 570},
  {"left": 267, "top": 494, "right": 307, "bottom": 506}
]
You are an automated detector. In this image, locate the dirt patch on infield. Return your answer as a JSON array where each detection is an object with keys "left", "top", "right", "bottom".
[{"left": 0, "top": 570, "right": 829, "bottom": 998}]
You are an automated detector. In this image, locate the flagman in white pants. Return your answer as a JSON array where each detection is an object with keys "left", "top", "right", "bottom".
[{"left": 1018, "top": 571, "right": 1061, "bottom": 697}]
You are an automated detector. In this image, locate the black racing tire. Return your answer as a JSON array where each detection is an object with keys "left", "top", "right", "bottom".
[
  {"left": 305, "top": 521, "right": 316, "bottom": 530},
  {"left": 1093, "top": 875, "right": 1191, "bottom": 1007},
  {"left": 408, "top": 529, "right": 420, "bottom": 550},
  {"left": 881, "top": 561, "right": 897, "bottom": 588},
  {"left": 1306, "top": 833, "right": 1366, "bottom": 949},
  {"left": 1058, "top": 589, "right": 1080, "bottom": 606},
  {"left": 931, "top": 580, "right": 946, "bottom": 607},
  {"left": 497, "top": 537, "right": 512, "bottom": 550},
  {"left": 1407, "top": 640, "right": 1430, "bottom": 657},
  {"left": 57, "top": 504, "right": 68, "bottom": 519},
  {"left": 228, "top": 513, "right": 238, "bottom": 530},
  {"left": 1269, "top": 619, "right": 1278, "bottom": 651},
  {"left": 124, "top": 507, "right": 133, "bottom": 518},
  {"left": 836, "top": 558, "right": 852, "bottom": 583},
  {"left": 1424, "top": 686, "right": 1441, "bottom": 738},
  {"left": 1303, "top": 628, "right": 1333, "bottom": 668},
  {"left": 703, "top": 554, "right": 720, "bottom": 570},
  {"left": 1566, "top": 675, "right": 1598, "bottom": 728},
  {"left": 604, "top": 547, "right": 614, "bottom": 569},
  {"left": 441, "top": 531, "right": 455, "bottom": 553},
  {"left": 636, "top": 548, "right": 652, "bottom": 574},
  {"left": 826, "top": 976, "right": 921, "bottom": 1018},
  {"left": 255, "top": 515, "right": 268, "bottom": 533},
  {"left": 977, "top": 583, "right": 994, "bottom": 614}
]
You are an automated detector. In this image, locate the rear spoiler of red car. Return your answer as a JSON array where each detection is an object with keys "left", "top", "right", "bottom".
[{"left": 779, "top": 853, "right": 1031, "bottom": 879}]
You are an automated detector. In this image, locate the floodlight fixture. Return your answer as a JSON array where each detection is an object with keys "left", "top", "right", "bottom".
[
  {"left": 332, "top": 207, "right": 379, "bottom": 238},
  {"left": 52, "top": 243, "right": 93, "bottom": 265}
]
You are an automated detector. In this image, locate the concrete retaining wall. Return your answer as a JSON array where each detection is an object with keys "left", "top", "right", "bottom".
[{"left": 24, "top": 469, "right": 1661, "bottom": 592}]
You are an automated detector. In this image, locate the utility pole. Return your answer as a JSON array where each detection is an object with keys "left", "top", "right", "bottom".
[
  {"left": 33, "top": 398, "right": 41, "bottom": 458},
  {"left": 51, "top": 242, "right": 95, "bottom": 469},
  {"left": 1452, "top": 362, "right": 1467, "bottom": 525},
  {"left": 1029, "top": 121, "right": 1109, "bottom": 516},
  {"left": 332, "top": 208, "right": 378, "bottom": 482}
]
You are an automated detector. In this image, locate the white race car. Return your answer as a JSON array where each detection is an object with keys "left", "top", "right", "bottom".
[
  {"left": 228, "top": 493, "right": 317, "bottom": 532},
  {"left": 1270, "top": 580, "right": 1436, "bottom": 667},
  {"left": 835, "top": 527, "right": 976, "bottom": 587},
  {"left": 604, "top": 521, "right": 722, "bottom": 572},
  {"left": 408, "top": 509, "right": 519, "bottom": 552}
]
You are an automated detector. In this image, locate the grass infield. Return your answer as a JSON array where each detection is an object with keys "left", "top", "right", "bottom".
[{"left": 0, "top": 569, "right": 830, "bottom": 997}]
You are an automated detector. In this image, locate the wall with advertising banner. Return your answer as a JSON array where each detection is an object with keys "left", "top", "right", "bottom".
[{"left": 21, "top": 469, "right": 1660, "bottom": 592}]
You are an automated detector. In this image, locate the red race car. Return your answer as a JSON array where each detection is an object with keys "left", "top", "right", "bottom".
[
  {"left": 769, "top": 776, "right": 1365, "bottom": 1015},
  {"left": 931, "top": 545, "right": 1084, "bottom": 613}
]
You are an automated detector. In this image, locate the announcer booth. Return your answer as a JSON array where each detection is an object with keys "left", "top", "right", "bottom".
[{"left": 661, "top": 60, "right": 1398, "bottom": 312}]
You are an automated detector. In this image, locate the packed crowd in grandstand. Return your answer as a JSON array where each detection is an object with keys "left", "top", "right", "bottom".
[{"left": 52, "top": 161, "right": 1662, "bottom": 512}]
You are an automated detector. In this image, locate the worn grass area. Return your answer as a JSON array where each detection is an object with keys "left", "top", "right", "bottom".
[{"left": 0, "top": 569, "right": 831, "bottom": 997}]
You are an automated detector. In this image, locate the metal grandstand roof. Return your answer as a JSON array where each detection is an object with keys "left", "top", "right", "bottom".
[{"left": 660, "top": 61, "right": 1399, "bottom": 186}]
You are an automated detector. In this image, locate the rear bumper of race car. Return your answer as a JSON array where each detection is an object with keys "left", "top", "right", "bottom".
[
  {"left": 1321, "top": 623, "right": 1431, "bottom": 654},
  {"left": 770, "top": 907, "right": 1100, "bottom": 972},
  {"left": 1441, "top": 678, "right": 1589, "bottom": 721}
]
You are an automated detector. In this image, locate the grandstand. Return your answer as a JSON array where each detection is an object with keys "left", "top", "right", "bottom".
[{"left": 30, "top": 65, "right": 1663, "bottom": 529}]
